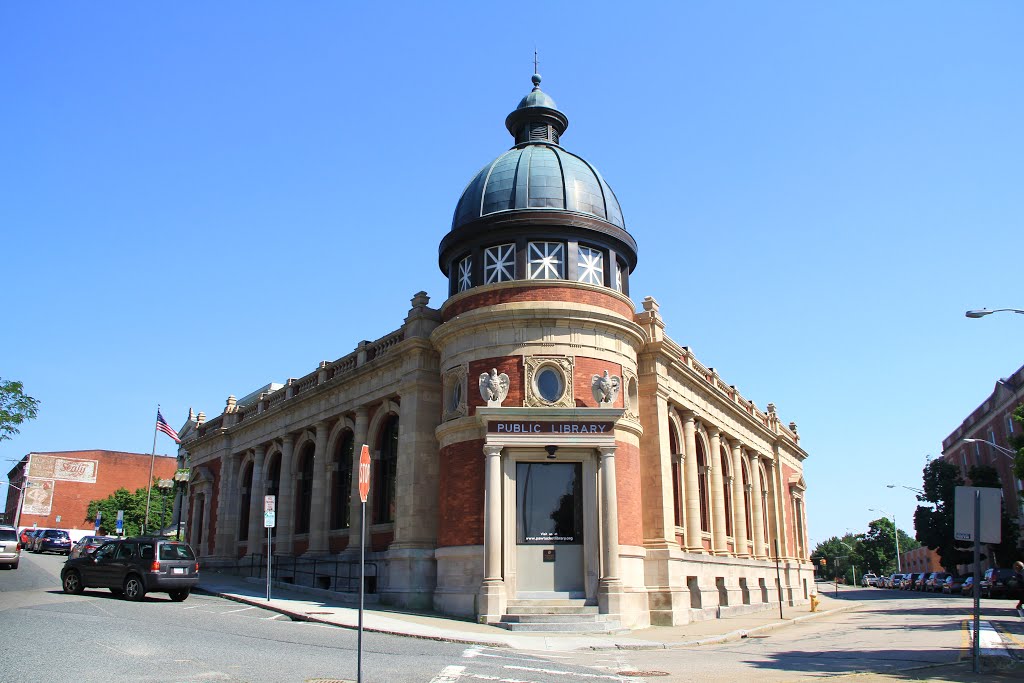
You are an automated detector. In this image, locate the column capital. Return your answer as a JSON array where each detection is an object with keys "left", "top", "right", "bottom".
[
  {"left": 482, "top": 444, "right": 502, "bottom": 458},
  {"left": 355, "top": 404, "right": 370, "bottom": 419},
  {"left": 277, "top": 432, "right": 295, "bottom": 449},
  {"left": 253, "top": 444, "right": 267, "bottom": 462},
  {"left": 728, "top": 437, "right": 743, "bottom": 450},
  {"left": 706, "top": 425, "right": 721, "bottom": 438},
  {"left": 744, "top": 483, "right": 753, "bottom": 493},
  {"left": 680, "top": 408, "right": 699, "bottom": 423},
  {"left": 598, "top": 446, "right": 617, "bottom": 458}
]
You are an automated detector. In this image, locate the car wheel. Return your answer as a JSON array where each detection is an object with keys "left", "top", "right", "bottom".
[
  {"left": 62, "top": 570, "right": 84, "bottom": 595},
  {"left": 123, "top": 575, "right": 146, "bottom": 601},
  {"left": 11, "top": 561, "right": 17, "bottom": 570},
  {"left": 109, "top": 588, "right": 124, "bottom": 596},
  {"left": 169, "top": 589, "right": 190, "bottom": 602}
]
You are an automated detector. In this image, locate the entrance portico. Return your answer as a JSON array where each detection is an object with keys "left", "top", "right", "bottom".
[{"left": 476, "top": 407, "right": 624, "bottom": 624}]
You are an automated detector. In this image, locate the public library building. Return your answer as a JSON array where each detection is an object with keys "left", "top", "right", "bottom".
[{"left": 177, "top": 74, "right": 813, "bottom": 629}]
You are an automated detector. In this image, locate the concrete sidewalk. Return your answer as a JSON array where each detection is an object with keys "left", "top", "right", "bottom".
[{"left": 196, "top": 571, "right": 861, "bottom": 652}]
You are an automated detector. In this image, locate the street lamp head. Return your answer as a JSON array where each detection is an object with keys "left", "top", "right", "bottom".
[
  {"left": 965, "top": 309, "right": 992, "bottom": 318},
  {"left": 886, "top": 485, "right": 895, "bottom": 489}
]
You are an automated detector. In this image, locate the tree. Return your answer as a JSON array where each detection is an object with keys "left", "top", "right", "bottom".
[
  {"left": 85, "top": 483, "right": 175, "bottom": 537},
  {"left": 859, "top": 517, "right": 918, "bottom": 575},
  {"left": 1009, "top": 404, "right": 1024, "bottom": 488},
  {"left": 813, "top": 533, "right": 865, "bottom": 583},
  {"left": 914, "top": 458, "right": 970, "bottom": 572},
  {"left": 966, "top": 464, "right": 1021, "bottom": 567},
  {"left": 0, "top": 378, "right": 40, "bottom": 443}
]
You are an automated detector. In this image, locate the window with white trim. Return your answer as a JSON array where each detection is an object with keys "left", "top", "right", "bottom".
[
  {"left": 456, "top": 255, "right": 472, "bottom": 292},
  {"left": 576, "top": 245, "right": 604, "bottom": 286},
  {"left": 615, "top": 262, "right": 623, "bottom": 292},
  {"left": 484, "top": 243, "right": 515, "bottom": 283},
  {"left": 527, "top": 241, "right": 564, "bottom": 280},
  {"left": 1007, "top": 415, "right": 1015, "bottom": 434}
]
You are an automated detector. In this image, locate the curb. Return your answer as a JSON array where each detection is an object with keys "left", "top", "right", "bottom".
[{"left": 196, "top": 584, "right": 862, "bottom": 652}]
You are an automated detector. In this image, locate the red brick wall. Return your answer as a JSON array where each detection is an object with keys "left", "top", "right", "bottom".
[
  {"left": 615, "top": 440, "right": 643, "bottom": 546},
  {"left": 574, "top": 358, "right": 623, "bottom": 408},
  {"left": 15, "top": 450, "right": 177, "bottom": 531},
  {"left": 469, "top": 358, "right": 524, "bottom": 413},
  {"left": 438, "top": 439, "right": 485, "bottom": 547},
  {"left": 442, "top": 285, "right": 634, "bottom": 321}
]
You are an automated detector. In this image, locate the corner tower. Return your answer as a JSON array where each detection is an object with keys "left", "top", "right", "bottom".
[{"left": 431, "top": 74, "right": 648, "bottom": 627}]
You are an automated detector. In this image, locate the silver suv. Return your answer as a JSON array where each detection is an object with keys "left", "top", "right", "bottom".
[{"left": 0, "top": 525, "right": 19, "bottom": 569}]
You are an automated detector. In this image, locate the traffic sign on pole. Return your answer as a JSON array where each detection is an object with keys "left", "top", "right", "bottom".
[
  {"left": 116, "top": 510, "right": 124, "bottom": 536},
  {"left": 264, "top": 495, "right": 276, "bottom": 513},
  {"left": 264, "top": 511, "right": 276, "bottom": 528},
  {"left": 358, "top": 445, "right": 371, "bottom": 503},
  {"left": 94, "top": 511, "right": 102, "bottom": 534}
]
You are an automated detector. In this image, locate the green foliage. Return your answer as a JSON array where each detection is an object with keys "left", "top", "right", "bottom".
[
  {"left": 1009, "top": 404, "right": 1024, "bottom": 485},
  {"left": 812, "top": 535, "right": 862, "bottom": 582},
  {"left": 859, "top": 517, "right": 917, "bottom": 575},
  {"left": 914, "top": 458, "right": 969, "bottom": 572},
  {"left": 85, "top": 482, "right": 175, "bottom": 537},
  {"left": 0, "top": 378, "right": 40, "bottom": 443}
]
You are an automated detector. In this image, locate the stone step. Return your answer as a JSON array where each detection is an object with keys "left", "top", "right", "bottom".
[
  {"left": 501, "top": 613, "right": 604, "bottom": 624},
  {"left": 506, "top": 599, "right": 590, "bottom": 607},
  {"left": 505, "top": 605, "right": 600, "bottom": 615},
  {"left": 496, "top": 621, "right": 622, "bottom": 633}
]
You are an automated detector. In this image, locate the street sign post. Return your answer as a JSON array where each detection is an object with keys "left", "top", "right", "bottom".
[
  {"left": 116, "top": 510, "right": 124, "bottom": 536},
  {"left": 955, "top": 486, "right": 1001, "bottom": 673},
  {"left": 94, "top": 510, "right": 102, "bottom": 534},
  {"left": 264, "top": 495, "right": 276, "bottom": 601},
  {"left": 357, "top": 444, "right": 371, "bottom": 683}
]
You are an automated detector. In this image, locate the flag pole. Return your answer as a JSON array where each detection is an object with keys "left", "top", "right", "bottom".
[{"left": 144, "top": 404, "right": 159, "bottom": 535}]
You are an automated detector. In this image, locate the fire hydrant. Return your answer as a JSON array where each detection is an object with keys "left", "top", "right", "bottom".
[{"left": 809, "top": 594, "right": 820, "bottom": 612}]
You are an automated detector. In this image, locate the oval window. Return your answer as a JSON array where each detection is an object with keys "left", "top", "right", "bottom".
[{"left": 536, "top": 367, "right": 564, "bottom": 402}]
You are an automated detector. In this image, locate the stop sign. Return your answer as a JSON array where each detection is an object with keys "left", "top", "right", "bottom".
[{"left": 358, "top": 445, "right": 371, "bottom": 503}]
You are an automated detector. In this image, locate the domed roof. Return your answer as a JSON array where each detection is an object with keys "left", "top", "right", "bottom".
[
  {"left": 452, "top": 144, "right": 625, "bottom": 229},
  {"left": 451, "top": 74, "right": 625, "bottom": 231}
]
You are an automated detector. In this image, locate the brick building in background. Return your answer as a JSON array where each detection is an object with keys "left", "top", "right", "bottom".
[
  {"left": 178, "top": 74, "right": 813, "bottom": 629},
  {"left": 5, "top": 450, "right": 177, "bottom": 540},
  {"left": 941, "top": 363, "right": 1024, "bottom": 549},
  {"left": 901, "top": 546, "right": 943, "bottom": 575}
]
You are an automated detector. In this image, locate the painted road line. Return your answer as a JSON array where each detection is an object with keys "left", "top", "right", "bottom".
[
  {"left": 221, "top": 606, "right": 257, "bottom": 614},
  {"left": 428, "top": 665, "right": 465, "bottom": 682},
  {"left": 504, "top": 664, "right": 633, "bottom": 679},
  {"left": 966, "top": 620, "right": 1010, "bottom": 658}
]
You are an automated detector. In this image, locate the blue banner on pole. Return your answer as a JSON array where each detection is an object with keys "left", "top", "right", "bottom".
[{"left": 94, "top": 511, "right": 102, "bottom": 534}]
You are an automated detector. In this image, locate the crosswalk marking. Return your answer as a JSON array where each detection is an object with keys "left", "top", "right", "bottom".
[{"left": 429, "top": 665, "right": 466, "bottom": 682}]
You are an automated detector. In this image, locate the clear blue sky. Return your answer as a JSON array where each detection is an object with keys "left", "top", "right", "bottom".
[{"left": 3, "top": 3, "right": 1021, "bottom": 547}]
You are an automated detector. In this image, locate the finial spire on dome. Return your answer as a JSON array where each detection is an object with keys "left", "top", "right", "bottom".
[
  {"left": 533, "top": 48, "right": 541, "bottom": 88},
  {"left": 505, "top": 52, "right": 568, "bottom": 144}
]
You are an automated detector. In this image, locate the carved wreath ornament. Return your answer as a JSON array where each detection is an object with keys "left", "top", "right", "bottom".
[
  {"left": 591, "top": 370, "right": 621, "bottom": 407},
  {"left": 479, "top": 368, "right": 510, "bottom": 407}
]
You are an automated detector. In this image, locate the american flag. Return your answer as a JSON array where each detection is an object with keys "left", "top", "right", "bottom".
[{"left": 156, "top": 409, "right": 181, "bottom": 443}]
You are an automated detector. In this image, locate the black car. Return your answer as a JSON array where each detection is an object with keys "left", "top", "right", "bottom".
[
  {"left": 981, "top": 567, "right": 1019, "bottom": 599},
  {"left": 61, "top": 537, "right": 199, "bottom": 602}
]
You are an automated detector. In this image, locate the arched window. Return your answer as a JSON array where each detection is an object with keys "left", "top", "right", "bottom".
[
  {"left": 238, "top": 461, "right": 253, "bottom": 541},
  {"left": 670, "top": 424, "right": 682, "bottom": 528},
  {"left": 759, "top": 467, "right": 770, "bottom": 545},
  {"left": 721, "top": 448, "right": 733, "bottom": 537},
  {"left": 741, "top": 458, "right": 753, "bottom": 537},
  {"left": 331, "top": 430, "right": 354, "bottom": 529},
  {"left": 696, "top": 438, "right": 710, "bottom": 533},
  {"left": 374, "top": 415, "right": 399, "bottom": 524},
  {"left": 295, "top": 443, "right": 315, "bottom": 534}
]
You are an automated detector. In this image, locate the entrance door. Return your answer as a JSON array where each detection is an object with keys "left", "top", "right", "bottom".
[{"left": 515, "top": 462, "right": 584, "bottom": 596}]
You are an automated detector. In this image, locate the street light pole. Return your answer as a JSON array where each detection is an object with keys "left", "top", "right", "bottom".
[
  {"left": 962, "top": 438, "right": 1017, "bottom": 459},
  {"left": 886, "top": 483, "right": 924, "bottom": 495},
  {"left": 869, "top": 507, "right": 901, "bottom": 572},
  {"left": 965, "top": 308, "right": 1024, "bottom": 318}
]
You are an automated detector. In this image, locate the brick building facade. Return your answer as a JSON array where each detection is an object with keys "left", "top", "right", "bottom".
[
  {"left": 178, "top": 74, "right": 813, "bottom": 628},
  {"left": 901, "top": 546, "right": 943, "bottom": 575},
  {"left": 5, "top": 450, "right": 177, "bottom": 538}
]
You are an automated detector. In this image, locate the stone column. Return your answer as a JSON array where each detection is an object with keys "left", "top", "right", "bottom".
[
  {"left": 598, "top": 446, "right": 621, "bottom": 582},
  {"left": 708, "top": 427, "right": 728, "bottom": 555},
  {"left": 344, "top": 407, "right": 370, "bottom": 555},
  {"left": 681, "top": 411, "right": 703, "bottom": 552},
  {"left": 213, "top": 452, "right": 237, "bottom": 557},
  {"left": 478, "top": 444, "right": 506, "bottom": 623},
  {"left": 275, "top": 434, "right": 295, "bottom": 555},
  {"left": 750, "top": 453, "right": 766, "bottom": 559},
  {"left": 246, "top": 446, "right": 267, "bottom": 557},
  {"left": 765, "top": 458, "right": 783, "bottom": 559},
  {"left": 730, "top": 440, "right": 749, "bottom": 557},
  {"left": 392, "top": 379, "right": 442, "bottom": 549},
  {"left": 306, "top": 421, "right": 331, "bottom": 555}
]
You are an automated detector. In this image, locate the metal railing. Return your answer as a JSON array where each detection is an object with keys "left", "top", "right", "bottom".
[{"left": 231, "top": 554, "right": 377, "bottom": 594}]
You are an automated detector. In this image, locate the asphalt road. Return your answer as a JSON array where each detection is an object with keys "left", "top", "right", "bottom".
[{"left": 0, "top": 552, "right": 628, "bottom": 683}]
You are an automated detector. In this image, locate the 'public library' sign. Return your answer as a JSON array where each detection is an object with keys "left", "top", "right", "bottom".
[{"left": 487, "top": 421, "right": 614, "bottom": 435}]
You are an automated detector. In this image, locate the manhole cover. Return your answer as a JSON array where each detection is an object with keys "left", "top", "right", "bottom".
[
  {"left": 305, "top": 611, "right": 332, "bottom": 615},
  {"left": 617, "top": 672, "right": 669, "bottom": 677},
  {"left": 306, "top": 679, "right": 354, "bottom": 683}
]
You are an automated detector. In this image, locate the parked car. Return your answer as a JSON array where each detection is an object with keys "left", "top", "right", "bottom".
[
  {"left": 924, "top": 572, "right": 950, "bottom": 592},
  {"left": 32, "top": 529, "right": 72, "bottom": 555},
  {"left": 914, "top": 572, "right": 931, "bottom": 591},
  {"left": 69, "top": 536, "right": 115, "bottom": 560},
  {"left": 981, "top": 568, "right": 1018, "bottom": 599},
  {"left": 961, "top": 576, "right": 975, "bottom": 596},
  {"left": 943, "top": 575, "right": 967, "bottom": 594},
  {"left": 0, "top": 525, "right": 20, "bottom": 570},
  {"left": 61, "top": 537, "right": 199, "bottom": 602},
  {"left": 18, "top": 528, "right": 35, "bottom": 549},
  {"left": 887, "top": 573, "right": 906, "bottom": 589},
  {"left": 861, "top": 573, "right": 878, "bottom": 587}
]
